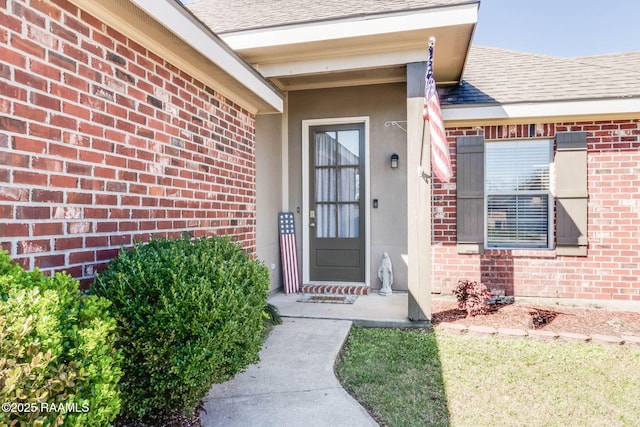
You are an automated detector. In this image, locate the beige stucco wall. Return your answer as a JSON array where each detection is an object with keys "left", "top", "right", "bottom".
[
  {"left": 287, "top": 83, "right": 409, "bottom": 290},
  {"left": 255, "top": 113, "right": 283, "bottom": 291}
]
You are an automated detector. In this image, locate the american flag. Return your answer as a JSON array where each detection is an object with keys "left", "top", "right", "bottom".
[
  {"left": 278, "top": 212, "right": 300, "bottom": 294},
  {"left": 423, "top": 43, "right": 453, "bottom": 183}
]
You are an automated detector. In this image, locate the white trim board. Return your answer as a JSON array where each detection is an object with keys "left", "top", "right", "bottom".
[
  {"left": 281, "top": 94, "right": 289, "bottom": 210},
  {"left": 442, "top": 98, "right": 640, "bottom": 124},
  {"left": 256, "top": 49, "right": 431, "bottom": 79},
  {"left": 301, "top": 117, "right": 371, "bottom": 286},
  {"left": 222, "top": 4, "right": 478, "bottom": 50}
]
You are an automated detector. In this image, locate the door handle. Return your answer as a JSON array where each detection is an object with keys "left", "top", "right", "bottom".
[{"left": 309, "top": 210, "right": 315, "bottom": 227}]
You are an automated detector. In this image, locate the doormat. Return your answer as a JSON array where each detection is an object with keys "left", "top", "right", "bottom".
[{"left": 298, "top": 294, "right": 358, "bottom": 304}]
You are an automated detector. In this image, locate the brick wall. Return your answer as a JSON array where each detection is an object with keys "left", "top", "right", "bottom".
[
  {"left": 433, "top": 119, "right": 640, "bottom": 302},
  {"left": 0, "top": 0, "right": 257, "bottom": 285}
]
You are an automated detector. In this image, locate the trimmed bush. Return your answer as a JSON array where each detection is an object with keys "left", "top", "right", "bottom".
[
  {"left": 0, "top": 251, "right": 122, "bottom": 427},
  {"left": 91, "top": 236, "right": 270, "bottom": 421}
]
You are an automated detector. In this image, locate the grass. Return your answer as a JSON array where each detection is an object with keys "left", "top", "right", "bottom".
[{"left": 335, "top": 328, "right": 640, "bottom": 427}]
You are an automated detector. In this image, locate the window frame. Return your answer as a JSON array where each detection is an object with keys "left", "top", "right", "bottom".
[{"left": 483, "top": 138, "right": 555, "bottom": 250}]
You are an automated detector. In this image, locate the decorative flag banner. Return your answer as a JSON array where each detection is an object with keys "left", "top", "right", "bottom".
[
  {"left": 278, "top": 212, "right": 300, "bottom": 294},
  {"left": 424, "top": 41, "right": 453, "bottom": 183}
]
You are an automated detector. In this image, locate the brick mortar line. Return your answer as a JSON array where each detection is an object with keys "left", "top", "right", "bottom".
[{"left": 437, "top": 322, "right": 640, "bottom": 347}]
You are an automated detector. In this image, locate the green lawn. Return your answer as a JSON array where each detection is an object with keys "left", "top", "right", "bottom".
[{"left": 335, "top": 328, "right": 640, "bottom": 427}]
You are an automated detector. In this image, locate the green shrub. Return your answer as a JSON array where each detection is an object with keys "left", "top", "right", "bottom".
[
  {"left": 91, "top": 236, "right": 270, "bottom": 422},
  {"left": 0, "top": 251, "right": 122, "bottom": 427}
]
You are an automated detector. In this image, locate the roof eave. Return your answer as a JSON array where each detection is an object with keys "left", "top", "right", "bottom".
[
  {"left": 216, "top": 1, "right": 481, "bottom": 35},
  {"left": 442, "top": 97, "right": 640, "bottom": 126},
  {"left": 220, "top": 2, "right": 480, "bottom": 90}
]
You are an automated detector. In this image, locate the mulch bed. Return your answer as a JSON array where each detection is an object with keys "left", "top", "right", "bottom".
[{"left": 431, "top": 298, "right": 640, "bottom": 337}]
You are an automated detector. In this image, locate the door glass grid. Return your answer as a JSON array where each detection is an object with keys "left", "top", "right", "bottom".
[
  {"left": 337, "top": 168, "right": 359, "bottom": 202},
  {"left": 316, "top": 204, "right": 336, "bottom": 238},
  {"left": 315, "top": 168, "right": 336, "bottom": 202},
  {"left": 314, "top": 130, "right": 360, "bottom": 238},
  {"left": 338, "top": 204, "right": 359, "bottom": 238}
]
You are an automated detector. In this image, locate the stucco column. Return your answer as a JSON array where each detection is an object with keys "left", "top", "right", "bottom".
[{"left": 406, "top": 62, "right": 431, "bottom": 321}]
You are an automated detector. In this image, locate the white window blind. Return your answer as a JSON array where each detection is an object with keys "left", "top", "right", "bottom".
[{"left": 485, "top": 140, "right": 552, "bottom": 248}]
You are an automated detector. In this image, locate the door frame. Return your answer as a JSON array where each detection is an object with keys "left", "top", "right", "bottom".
[{"left": 302, "top": 117, "right": 371, "bottom": 286}]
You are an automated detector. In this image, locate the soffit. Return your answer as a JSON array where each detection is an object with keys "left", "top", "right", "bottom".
[
  {"left": 273, "top": 66, "right": 407, "bottom": 91},
  {"left": 247, "top": 23, "right": 473, "bottom": 85}
]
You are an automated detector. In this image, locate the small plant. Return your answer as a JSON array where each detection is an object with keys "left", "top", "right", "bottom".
[
  {"left": 264, "top": 303, "right": 282, "bottom": 326},
  {"left": 529, "top": 308, "right": 560, "bottom": 329},
  {"left": 91, "top": 236, "right": 269, "bottom": 424},
  {"left": 453, "top": 280, "right": 492, "bottom": 316},
  {"left": 0, "top": 251, "right": 122, "bottom": 427},
  {"left": 262, "top": 303, "right": 283, "bottom": 340}
]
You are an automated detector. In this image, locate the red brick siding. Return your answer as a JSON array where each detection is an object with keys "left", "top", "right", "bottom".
[
  {"left": 433, "top": 120, "right": 640, "bottom": 302},
  {"left": 0, "top": 0, "right": 257, "bottom": 285}
]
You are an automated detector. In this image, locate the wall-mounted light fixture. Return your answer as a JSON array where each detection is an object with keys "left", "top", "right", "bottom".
[{"left": 390, "top": 153, "right": 399, "bottom": 169}]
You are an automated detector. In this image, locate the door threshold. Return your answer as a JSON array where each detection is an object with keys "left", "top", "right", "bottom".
[{"left": 305, "top": 281, "right": 367, "bottom": 287}]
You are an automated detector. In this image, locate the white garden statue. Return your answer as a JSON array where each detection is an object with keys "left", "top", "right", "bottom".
[{"left": 377, "top": 252, "right": 393, "bottom": 296}]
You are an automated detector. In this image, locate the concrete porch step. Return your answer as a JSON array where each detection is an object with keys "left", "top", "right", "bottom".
[
  {"left": 269, "top": 291, "right": 430, "bottom": 328},
  {"left": 301, "top": 283, "right": 369, "bottom": 295}
]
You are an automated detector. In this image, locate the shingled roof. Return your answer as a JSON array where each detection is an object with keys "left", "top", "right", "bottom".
[
  {"left": 440, "top": 46, "right": 640, "bottom": 106},
  {"left": 186, "top": 0, "right": 473, "bottom": 33}
]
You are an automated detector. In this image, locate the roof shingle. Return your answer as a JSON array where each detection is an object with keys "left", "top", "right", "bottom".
[
  {"left": 183, "top": 1, "right": 640, "bottom": 106},
  {"left": 440, "top": 46, "right": 640, "bottom": 105},
  {"left": 185, "top": 0, "right": 472, "bottom": 33}
]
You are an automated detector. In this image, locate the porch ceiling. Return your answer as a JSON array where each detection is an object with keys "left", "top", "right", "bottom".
[{"left": 220, "top": 3, "right": 478, "bottom": 91}]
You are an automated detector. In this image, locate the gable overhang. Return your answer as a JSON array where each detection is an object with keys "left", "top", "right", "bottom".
[
  {"left": 68, "top": 0, "right": 283, "bottom": 114},
  {"left": 442, "top": 97, "right": 640, "bottom": 126},
  {"left": 220, "top": 2, "right": 479, "bottom": 91}
]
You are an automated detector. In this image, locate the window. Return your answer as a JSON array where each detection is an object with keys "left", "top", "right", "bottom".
[
  {"left": 456, "top": 132, "right": 587, "bottom": 256},
  {"left": 485, "top": 140, "right": 552, "bottom": 248}
]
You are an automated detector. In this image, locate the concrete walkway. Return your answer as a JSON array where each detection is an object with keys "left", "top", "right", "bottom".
[{"left": 200, "top": 317, "right": 378, "bottom": 427}]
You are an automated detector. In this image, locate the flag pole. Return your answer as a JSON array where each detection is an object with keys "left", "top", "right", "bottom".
[
  {"left": 418, "top": 116, "right": 427, "bottom": 179},
  {"left": 418, "top": 37, "right": 436, "bottom": 180},
  {"left": 427, "top": 38, "right": 437, "bottom": 248}
]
